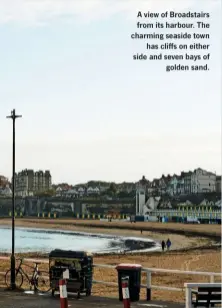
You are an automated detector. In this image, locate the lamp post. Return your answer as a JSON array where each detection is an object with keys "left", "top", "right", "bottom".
[{"left": 6, "top": 109, "right": 22, "bottom": 290}]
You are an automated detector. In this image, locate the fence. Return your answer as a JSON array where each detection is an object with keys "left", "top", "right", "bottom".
[
  {"left": 0, "top": 257, "right": 221, "bottom": 301},
  {"left": 7, "top": 210, "right": 221, "bottom": 220},
  {"left": 8, "top": 212, "right": 130, "bottom": 220},
  {"left": 147, "top": 209, "right": 221, "bottom": 220},
  {"left": 93, "top": 264, "right": 222, "bottom": 300}
]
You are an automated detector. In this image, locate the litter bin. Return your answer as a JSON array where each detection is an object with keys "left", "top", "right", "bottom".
[{"left": 116, "top": 263, "right": 142, "bottom": 302}]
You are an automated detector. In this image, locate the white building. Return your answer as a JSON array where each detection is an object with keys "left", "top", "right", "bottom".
[
  {"left": 93, "top": 187, "right": 100, "bottom": 194},
  {"left": 191, "top": 168, "right": 216, "bottom": 193},
  {"left": 135, "top": 187, "right": 146, "bottom": 215},
  {"left": 64, "top": 189, "right": 78, "bottom": 198},
  {"left": 56, "top": 186, "right": 62, "bottom": 197},
  {"left": 86, "top": 186, "right": 100, "bottom": 195},
  {"left": 78, "top": 187, "right": 85, "bottom": 196}
]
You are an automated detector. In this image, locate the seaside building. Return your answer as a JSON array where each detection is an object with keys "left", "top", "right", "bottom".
[
  {"left": 15, "top": 169, "right": 52, "bottom": 197},
  {"left": 191, "top": 168, "right": 216, "bottom": 193}
]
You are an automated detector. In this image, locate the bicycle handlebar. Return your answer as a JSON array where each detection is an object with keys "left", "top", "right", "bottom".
[
  {"left": 16, "top": 257, "right": 23, "bottom": 261},
  {"left": 15, "top": 258, "right": 24, "bottom": 265}
]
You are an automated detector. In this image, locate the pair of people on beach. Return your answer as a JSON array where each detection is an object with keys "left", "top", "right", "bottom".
[{"left": 161, "top": 238, "right": 171, "bottom": 251}]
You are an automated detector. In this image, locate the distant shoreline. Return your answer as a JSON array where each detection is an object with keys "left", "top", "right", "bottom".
[{"left": 0, "top": 217, "right": 220, "bottom": 236}]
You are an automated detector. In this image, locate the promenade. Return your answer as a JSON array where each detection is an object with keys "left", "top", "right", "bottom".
[{"left": 0, "top": 289, "right": 184, "bottom": 308}]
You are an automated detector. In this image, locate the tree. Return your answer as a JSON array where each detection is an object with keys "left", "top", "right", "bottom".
[
  {"left": 109, "top": 182, "right": 117, "bottom": 194},
  {"left": 45, "top": 189, "right": 56, "bottom": 196},
  {"left": 34, "top": 189, "right": 55, "bottom": 197}
]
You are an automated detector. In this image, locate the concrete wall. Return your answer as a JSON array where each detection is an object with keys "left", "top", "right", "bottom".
[{"left": 0, "top": 197, "right": 135, "bottom": 216}]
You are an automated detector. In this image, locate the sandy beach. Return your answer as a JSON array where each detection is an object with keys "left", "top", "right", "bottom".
[
  {"left": 0, "top": 218, "right": 221, "bottom": 303},
  {"left": 1, "top": 218, "right": 220, "bottom": 249}
]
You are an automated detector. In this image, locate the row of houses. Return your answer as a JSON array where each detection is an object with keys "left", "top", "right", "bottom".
[
  {"left": 55, "top": 186, "right": 100, "bottom": 197},
  {"left": 1, "top": 168, "right": 221, "bottom": 198},
  {"left": 54, "top": 181, "right": 137, "bottom": 198},
  {"left": 55, "top": 168, "right": 221, "bottom": 199},
  {"left": 145, "top": 168, "right": 221, "bottom": 196}
]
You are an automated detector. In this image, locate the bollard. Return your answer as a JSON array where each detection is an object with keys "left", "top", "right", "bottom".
[
  {"left": 59, "top": 279, "right": 68, "bottom": 308},
  {"left": 121, "top": 276, "right": 130, "bottom": 308}
]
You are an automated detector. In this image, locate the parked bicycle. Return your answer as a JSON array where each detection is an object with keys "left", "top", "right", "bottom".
[{"left": 5, "top": 258, "right": 51, "bottom": 292}]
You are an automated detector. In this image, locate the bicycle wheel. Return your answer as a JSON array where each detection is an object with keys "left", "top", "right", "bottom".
[
  {"left": 5, "top": 269, "right": 23, "bottom": 288},
  {"left": 35, "top": 271, "right": 51, "bottom": 292}
]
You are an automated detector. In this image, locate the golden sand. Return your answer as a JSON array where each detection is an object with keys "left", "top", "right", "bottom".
[{"left": 0, "top": 218, "right": 221, "bottom": 303}]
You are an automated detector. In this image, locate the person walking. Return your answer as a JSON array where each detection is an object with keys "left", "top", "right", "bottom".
[
  {"left": 161, "top": 240, "right": 166, "bottom": 252},
  {"left": 166, "top": 238, "right": 171, "bottom": 251}
]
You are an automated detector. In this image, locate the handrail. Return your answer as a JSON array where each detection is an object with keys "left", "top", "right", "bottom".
[
  {"left": 143, "top": 267, "right": 221, "bottom": 276},
  {"left": 93, "top": 264, "right": 222, "bottom": 277},
  {"left": 0, "top": 257, "right": 221, "bottom": 277},
  {"left": 0, "top": 256, "right": 48, "bottom": 264},
  {"left": 185, "top": 282, "right": 222, "bottom": 288}
]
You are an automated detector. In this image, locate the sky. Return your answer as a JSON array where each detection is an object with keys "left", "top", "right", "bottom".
[{"left": 0, "top": 0, "right": 221, "bottom": 184}]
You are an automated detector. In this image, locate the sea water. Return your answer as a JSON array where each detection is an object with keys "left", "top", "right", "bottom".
[{"left": 0, "top": 226, "right": 124, "bottom": 253}]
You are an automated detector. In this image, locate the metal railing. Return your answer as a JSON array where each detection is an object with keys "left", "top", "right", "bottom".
[
  {"left": 0, "top": 257, "right": 221, "bottom": 299},
  {"left": 147, "top": 209, "right": 221, "bottom": 219}
]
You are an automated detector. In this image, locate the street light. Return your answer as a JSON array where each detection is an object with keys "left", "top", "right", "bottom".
[{"left": 6, "top": 109, "right": 22, "bottom": 290}]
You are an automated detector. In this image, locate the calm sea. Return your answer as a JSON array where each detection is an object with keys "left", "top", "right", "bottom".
[{"left": 0, "top": 226, "right": 125, "bottom": 253}]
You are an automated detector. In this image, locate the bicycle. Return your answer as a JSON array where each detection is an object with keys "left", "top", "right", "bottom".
[{"left": 5, "top": 258, "right": 51, "bottom": 293}]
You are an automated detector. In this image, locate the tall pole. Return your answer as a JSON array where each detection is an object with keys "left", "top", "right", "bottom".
[{"left": 6, "top": 109, "right": 22, "bottom": 290}]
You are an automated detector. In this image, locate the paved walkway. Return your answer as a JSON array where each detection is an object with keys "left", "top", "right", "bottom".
[{"left": 0, "top": 289, "right": 185, "bottom": 308}]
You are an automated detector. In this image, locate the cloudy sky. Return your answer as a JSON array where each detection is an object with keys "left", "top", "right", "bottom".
[{"left": 0, "top": 0, "right": 221, "bottom": 184}]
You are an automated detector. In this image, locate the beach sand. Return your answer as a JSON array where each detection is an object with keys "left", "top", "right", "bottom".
[{"left": 0, "top": 218, "right": 221, "bottom": 303}]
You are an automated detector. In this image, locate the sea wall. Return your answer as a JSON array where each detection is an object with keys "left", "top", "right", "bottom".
[{"left": 0, "top": 197, "right": 135, "bottom": 216}]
